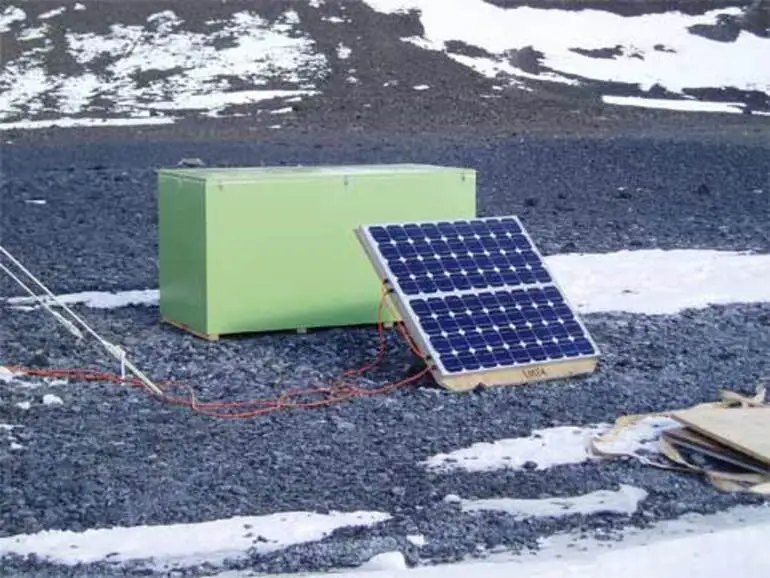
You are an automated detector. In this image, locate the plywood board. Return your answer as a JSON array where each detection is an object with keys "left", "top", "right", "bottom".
[{"left": 671, "top": 407, "right": 770, "bottom": 467}]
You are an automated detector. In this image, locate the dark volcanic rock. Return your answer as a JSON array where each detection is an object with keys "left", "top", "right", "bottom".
[
  {"left": 570, "top": 45, "right": 626, "bottom": 59},
  {"left": 482, "top": 0, "right": 749, "bottom": 17},
  {"left": 689, "top": 0, "right": 769, "bottom": 41}
]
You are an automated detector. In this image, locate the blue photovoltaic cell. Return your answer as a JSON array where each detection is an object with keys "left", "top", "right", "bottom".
[
  {"left": 368, "top": 218, "right": 552, "bottom": 296},
  {"left": 407, "top": 287, "right": 595, "bottom": 373},
  {"left": 364, "top": 217, "right": 598, "bottom": 375}
]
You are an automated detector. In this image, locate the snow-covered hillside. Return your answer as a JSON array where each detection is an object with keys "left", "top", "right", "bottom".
[
  {"left": 365, "top": 0, "right": 770, "bottom": 112},
  {"left": 0, "top": 0, "right": 768, "bottom": 130}
]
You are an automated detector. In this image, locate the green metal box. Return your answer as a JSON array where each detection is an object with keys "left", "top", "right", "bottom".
[{"left": 157, "top": 164, "right": 476, "bottom": 338}]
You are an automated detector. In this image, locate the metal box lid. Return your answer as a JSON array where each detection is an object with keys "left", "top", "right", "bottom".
[{"left": 157, "top": 164, "right": 474, "bottom": 183}]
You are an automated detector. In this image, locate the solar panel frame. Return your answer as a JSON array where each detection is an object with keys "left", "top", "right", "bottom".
[{"left": 356, "top": 216, "right": 600, "bottom": 389}]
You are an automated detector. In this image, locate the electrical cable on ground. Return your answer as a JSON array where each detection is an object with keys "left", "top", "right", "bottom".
[
  {"left": 0, "top": 245, "right": 163, "bottom": 396},
  {"left": 1, "top": 244, "right": 432, "bottom": 418}
]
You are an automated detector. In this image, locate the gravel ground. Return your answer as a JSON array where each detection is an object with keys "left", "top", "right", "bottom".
[
  {"left": 1, "top": 131, "right": 770, "bottom": 576},
  {"left": 0, "top": 296, "right": 769, "bottom": 576}
]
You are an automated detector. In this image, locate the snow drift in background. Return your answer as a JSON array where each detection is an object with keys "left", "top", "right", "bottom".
[
  {"left": 0, "top": 6, "right": 325, "bottom": 128},
  {"left": 364, "top": 0, "right": 770, "bottom": 112}
]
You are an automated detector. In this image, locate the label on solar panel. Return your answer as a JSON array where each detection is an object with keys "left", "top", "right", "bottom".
[{"left": 357, "top": 216, "right": 600, "bottom": 381}]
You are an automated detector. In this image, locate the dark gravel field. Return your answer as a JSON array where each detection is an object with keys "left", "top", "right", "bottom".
[
  {"left": 1, "top": 129, "right": 770, "bottom": 576},
  {"left": 2, "top": 132, "right": 769, "bottom": 295}
]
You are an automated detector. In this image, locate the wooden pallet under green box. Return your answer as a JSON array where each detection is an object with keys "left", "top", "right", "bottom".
[{"left": 157, "top": 164, "right": 476, "bottom": 339}]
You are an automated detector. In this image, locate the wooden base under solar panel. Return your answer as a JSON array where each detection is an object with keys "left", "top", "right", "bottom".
[{"left": 436, "top": 356, "right": 598, "bottom": 392}]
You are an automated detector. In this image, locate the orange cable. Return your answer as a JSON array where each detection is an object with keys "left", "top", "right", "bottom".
[{"left": 5, "top": 281, "right": 434, "bottom": 419}]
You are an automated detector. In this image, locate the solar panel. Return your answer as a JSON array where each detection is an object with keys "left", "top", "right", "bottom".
[{"left": 356, "top": 216, "right": 600, "bottom": 391}]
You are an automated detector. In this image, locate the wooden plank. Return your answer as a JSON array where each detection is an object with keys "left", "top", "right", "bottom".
[
  {"left": 162, "top": 317, "right": 220, "bottom": 341},
  {"left": 440, "top": 357, "right": 598, "bottom": 392},
  {"left": 671, "top": 407, "right": 770, "bottom": 467}
]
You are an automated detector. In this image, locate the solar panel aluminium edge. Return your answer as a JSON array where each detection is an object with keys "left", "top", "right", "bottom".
[{"left": 355, "top": 216, "right": 601, "bottom": 378}]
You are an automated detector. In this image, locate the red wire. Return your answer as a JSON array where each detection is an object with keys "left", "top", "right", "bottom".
[{"left": 6, "top": 283, "right": 433, "bottom": 419}]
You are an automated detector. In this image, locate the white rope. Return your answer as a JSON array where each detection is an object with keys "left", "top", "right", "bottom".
[
  {"left": 0, "top": 261, "right": 83, "bottom": 339},
  {"left": 0, "top": 245, "right": 164, "bottom": 396}
]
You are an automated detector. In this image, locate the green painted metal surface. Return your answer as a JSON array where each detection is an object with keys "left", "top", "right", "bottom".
[{"left": 157, "top": 164, "right": 476, "bottom": 336}]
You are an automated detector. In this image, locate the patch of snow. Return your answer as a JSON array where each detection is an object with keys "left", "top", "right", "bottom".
[
  {"left": 74, "top": 3, "right": 85, "bottom": 11},
  {"left": 148, "top": 89, "right": 316, "bottom": 117},
  {"left": 456, "top": 485, "right": 647, "bottom": 518},
  {"left": 602, "top": 95, "right": 745, "bottom": 113},
  {"left": 0, "top": 6, "right": 25, "bottom": 32},
  {"left": 147, "top": 10, "right": 178, "bottom": 26},
  {"left": 406, "top": 535, "right": 426, "bottom": 547},
  {"left": 425, "top": 425, "right": 607, "bottom": 472},
  {"left": 7, "top": 250, "right": 770, "bottom": 316},
  {"left": 0, "top": 9, "right": 328, "bottom": 125},
  {"left": 548, "top": 249, "right": 770, "bottom": 315},
  {"left": 413, "top": 84, "right": 430, "bottom": 91},
  {"left": 9, "top": 442, "right": 24, "bottom": 451},
  {"left": 16, "top": 401, "right": 31, "bottom": 410},
  {"left": 38, "top": 7, "right": 66, "bottom": 20},
  {"left": 360, "top": 551, "right": 408, "bottom": 571},
  {"left": 42, "top": 394, "right": 63, "bottom": 406},
  {"left": 0, "top": 510, "right": 391, "bottom": 567},
  {"left": 24, "top": 199, "right": 46, "bottom": 205},
  {"left": 262, "top": 505, "right": 770, "bottom": 578},
  {"left": 0, "top": 117, "right": 176, "bottom": 131},
  {"left": 56, "top": 73, "right": 104, "bottom": 115},
  {"left": 337, "top": 44, "right": 352, "bottom": 59},
  {"left": 282, "top": 10, "right": 301, "bottom": 25},
  {"left": 362, "top": 1, "right": 770, "bottom": 99},
  {"left": 7, "top": 289, "right": 159, "bottom": 310},
  {"left": 325, "top": 16, "right": 346, "bottom": 24},
  {"left": 18, "top": 25, "right": 47, "bottom": 41},
  {"left": 270, "top": 107, "right": 294, "bottom": 114},
  {"left": 424, "top": 416, "right": 677, "bottom": 473}
]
